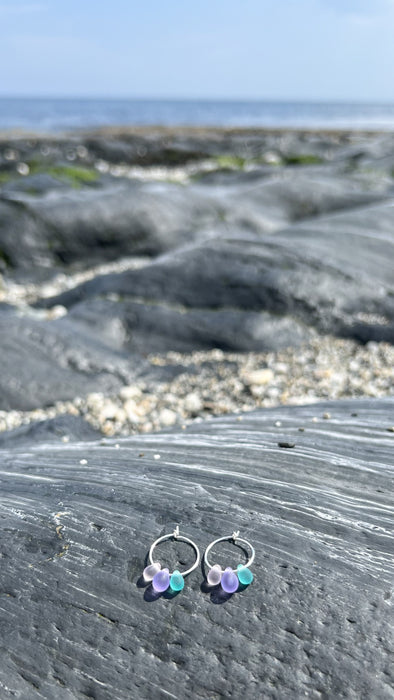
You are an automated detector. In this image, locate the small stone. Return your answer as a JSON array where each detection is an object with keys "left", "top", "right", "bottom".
[
  {"left": 80, "top": 459, "right": 87, "bottom": 465},
  {"left": 207, "top": 564, "right": 222, "bottom": 586},
  {"left": 263, "top": 150, "right": 282, "bottom": 165},
  {"left": 154, "top": 454, "right": 161, "bottom": 460},
  {"left": 169, "top": 570, "right": 184, "bottom": 591},
  {"left": 237, "top": 564, "right": 254, "bottom": 585},
  {"left": 16, "top": 162, "right": 29, "bottom": 176},
  {"left": 323, "top": 412, "right": 331, "bottom": 419},
  {"left": 159, "top": 408, "right": 177, "bottom": 427},
  {"left": 275, "top": 421, "right": 282, "bottom": 427},
  {"left": 76, "top": 145, "right": 88, "bottom": 158},
  {"left": 124, "top": 400, "right": 141, "bottom": 424},
  {"left": 152, "top": 568, "right": 170, "bottom": 593},
  {"left": 102, "top": 421, "right": 115, "bottom": 436},
  {"left": 244, "top": 369, "right": 274, "bottom": 386},
  {"left": 250, "top": 385, "right": 265, "bottom": 398},
  {"left": 298, "top": 427, "right": 305, "bottom": 432},
  {"left": 86, "top": 392, "right": 104, "bottom": 412},
  {"left": 143, "top": 562, "right": 161, "bottom": 582},
  {"left": 221, "top": 567, "right": 239, "bottom": 594},
  {"left": 386, "top": 427, "right": 394, "bottom": 433},
  {"left": 99, "top": 400, "right": 119, "bottom": 421},
  {"left": 4, "top": 148, "right": 18, "bottom": 161},
  {"left": 67, "top": 405, "right": 79, "bottom": 417},
  {"left": 278, "top": 442, "right": 295, "bottom": 448},
  {"left": 119, "top": 386, "right": 142, "bottom": 401},
  {"left": 46, "top": 305, "right": 67, "bottom": 320},
  {"left": 185, "top": 392, "right": 203, "bottom": 415}
]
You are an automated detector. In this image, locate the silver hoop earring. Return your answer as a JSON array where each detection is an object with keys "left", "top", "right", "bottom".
[
  {"left": 204, "top": 530, "right": 255, "bottom": 593},
  {"left": 143, "top": 525, "right": 200, "bottom": 593}
]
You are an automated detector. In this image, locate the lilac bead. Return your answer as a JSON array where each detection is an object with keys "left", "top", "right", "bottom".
[
  {"left": 221, "top": 567, "right": 239, "bottom": 594},
  {"left": 152, "top": 567, "right": 170, "bottom": 592},
  {"left": 143, "top": 562, "right": 161, "bottom": 582},
  {"left": 207, "top": 564, "right": 222, "bottom": 586}
]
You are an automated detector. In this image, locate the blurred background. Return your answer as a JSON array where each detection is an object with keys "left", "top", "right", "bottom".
[
  {"left": 1, "top": 0, "right": 394, "bottom": 130},
  {"left": 0, "top": 0, "right": 393, "bottom": 438}
]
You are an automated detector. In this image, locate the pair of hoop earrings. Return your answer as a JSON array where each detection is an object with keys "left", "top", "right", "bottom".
[{"left": 142, "top": 525, "right": 255, "bottom": 594}]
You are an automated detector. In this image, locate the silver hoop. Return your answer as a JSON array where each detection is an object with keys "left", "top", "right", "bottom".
[
  {"left": 204, "top": 531, "right": 255, "bottom": 573},
  {"left": 149, "top": 525, "right": 200, "bottom": 576}
]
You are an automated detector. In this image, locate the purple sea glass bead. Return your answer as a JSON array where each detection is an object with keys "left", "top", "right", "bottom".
[
  {"left": 143, "top": 562, "right": 161, "bottom": 582},
  {"left": 207, "top": 564, "right": 222, "bottom": 586},
  {"left": 221, "top": 567, "right": 239, "bottom": 594},
  {"left": 152, "top": 567, "right": 170, "bottom": 593}
]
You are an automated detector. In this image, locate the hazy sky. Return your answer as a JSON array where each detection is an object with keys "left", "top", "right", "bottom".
[{"left": 1, "top": 0, "right": 394, "bottom": 100}]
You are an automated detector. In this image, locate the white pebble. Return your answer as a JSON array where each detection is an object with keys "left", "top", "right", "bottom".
[
  {"left": 119, "top": 385, "right": 142, "bottom": 401},
  {"left": 184, "top": 392, "right": 203, "bottom": 414},
  {"left": 159, "top": 408, "right": 177, "bottom": 427},
  {"left": 244, "top": 369, "right": 274, "bottom": 386},
  {"left": 16, "top": 162, "right": 30, "bottom": 176}
]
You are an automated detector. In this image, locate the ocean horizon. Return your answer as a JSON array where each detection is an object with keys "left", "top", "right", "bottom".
[{"left": 1, "top": 97, "right": 394, "bottom": 133}]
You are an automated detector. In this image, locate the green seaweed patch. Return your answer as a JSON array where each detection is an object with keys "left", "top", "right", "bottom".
[
  {"left": 44, "top": 165, "right": 99, "bottom": 188},
  {"left": 284, "top": 154, "right": 323, "bottom": 166},
  {"left": 214, "top": 155, "right": 248, "bottom": 170},
  {"left": 25, "top": 160, "right": 99, "bottom": 188},
  {"left": 0, "top": 172, "right": 13, "bottom": 185}
]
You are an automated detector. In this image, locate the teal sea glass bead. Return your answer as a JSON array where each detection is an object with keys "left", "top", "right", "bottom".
[
  {"left": 237, "top": 564, "right": 253, "bottom": 585},
  {"left": 170, "top": 570, "right": 185, "bottom": 591}
]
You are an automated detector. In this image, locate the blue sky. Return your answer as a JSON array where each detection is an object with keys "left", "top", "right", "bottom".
[{"left": 0, "top": 0, "right": 394, "bottom": 100}]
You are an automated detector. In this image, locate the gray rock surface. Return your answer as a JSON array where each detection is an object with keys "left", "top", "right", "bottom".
[
  {"left": 0, "top": 128, "right": 393, "bottom": 408},
  {"left": 1, "top": 171, "right": 389, "bottom": 277},
  {"left": 1, "top": 128, "right": 394, "bottom": 279},
  {"left": 0, "top": 307, "right": 134, "bottom": 410},
  {"left": 0, "top": 398, "right": 393, "bottom": 699},
  {"left": 41, "top": 198, "right": 394, "bottom": 345},
  {"left": 0, "top": 414, "right": 100, "bottom": 447}
]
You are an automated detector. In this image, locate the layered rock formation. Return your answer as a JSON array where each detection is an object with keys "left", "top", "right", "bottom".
[{"left": 0, "top": 129, "right": 393, "bottom": 414}]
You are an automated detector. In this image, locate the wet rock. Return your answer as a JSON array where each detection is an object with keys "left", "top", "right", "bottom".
[
  {"left": 0, "top": 398, "right": 392, "bottom": 698},
  {"left": 0, "top": 307, "right": 145, "bottom": 410},
  {"left": 42, "top": 197, "right": 394, "bottom": 345}
]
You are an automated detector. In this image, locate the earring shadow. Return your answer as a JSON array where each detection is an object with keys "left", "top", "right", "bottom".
[
  {"left": 163, "top": 587, "right": 181, "bottom": 600},
  {"left": 143, "top": 584, "right": 162, "bottom": 602},
  {"left": 211, "top": 588, "right": 233, "bottom": 604},
  {"left": 136, "top": 575, "right": 149, "bottom": 589}
]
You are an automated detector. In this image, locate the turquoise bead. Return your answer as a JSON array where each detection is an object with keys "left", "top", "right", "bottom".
[
  {"left": 170, "top": 570, "right": 185, "bottom": 591},
  {"left": 237, "top": 564, "right": 253, "bottom": 585}
]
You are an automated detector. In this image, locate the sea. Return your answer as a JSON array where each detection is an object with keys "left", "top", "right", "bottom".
[{"left": 1, "top": 98, "right": 394, "bottom": 133}]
